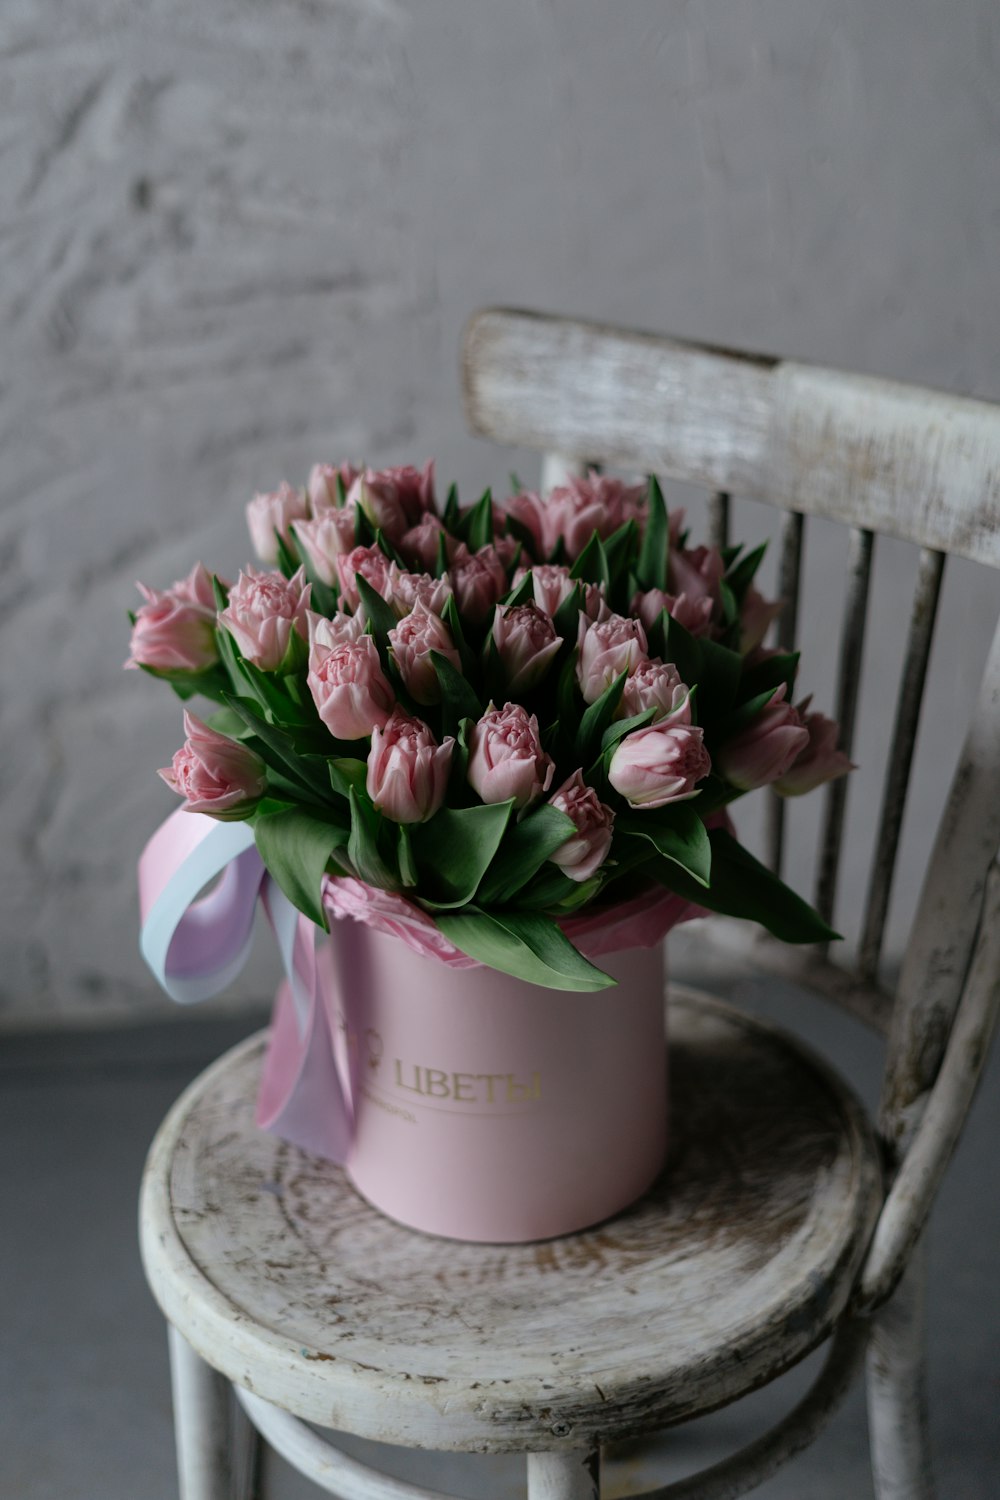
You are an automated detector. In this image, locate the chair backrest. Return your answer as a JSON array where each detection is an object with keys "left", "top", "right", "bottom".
[{"left": 461, "top": 309, "right": 1000, "bottom": 1183}]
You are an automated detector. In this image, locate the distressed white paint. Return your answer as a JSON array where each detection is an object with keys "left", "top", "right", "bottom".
[
  {"left": 866, "top": 1242, "right": 934, "bottom": 1500},
  {"left": 138, "top": 991, "right": 881, "bottom": 1453},
  {"left": 168, "top": 1323, "right": 237, "bottom": 1500},
  {"left": 464, "top": 311, "right": 1000, "bottom": 568}
]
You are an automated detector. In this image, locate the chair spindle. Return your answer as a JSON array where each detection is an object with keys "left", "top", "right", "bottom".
[
  {"left": 857, "top": 548, "right": 946, "bottom": 982},
  {"left": 765, "top": 510, "right": 806, "bottom": 876},
  {"left": 814, "top": 527, "right": 875, "bottom": 933},
  {"left": 706, "top": 490, "right": 730, "bottom": 551}
]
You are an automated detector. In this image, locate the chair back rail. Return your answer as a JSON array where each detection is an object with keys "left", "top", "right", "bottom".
[
  {"left": 463, "top": 308, "right": 1000, "bottom": 568},
  {"left": 461, "top": 308, "right": 1000, "bottom": 1213}
]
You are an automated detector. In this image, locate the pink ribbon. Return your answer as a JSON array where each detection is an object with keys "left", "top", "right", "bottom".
[{"left": 138, "top": 808, "right": 352, "bottom": 1161}]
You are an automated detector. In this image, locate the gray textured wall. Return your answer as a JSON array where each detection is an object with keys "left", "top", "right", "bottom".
[{"left": 3, "top": 1, "right": 998, "bottom": 1021}]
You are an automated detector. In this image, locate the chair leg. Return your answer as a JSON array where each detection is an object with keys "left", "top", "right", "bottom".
[
  {"left": 168, "top": 1324, "right": 239, "bottom": 1500},
  {"left": 527, "top": 1448, "right": 601, "bottom": 1500},
  {"left": 866, "top": 1238, "right": 935, "bottom": 1500}
]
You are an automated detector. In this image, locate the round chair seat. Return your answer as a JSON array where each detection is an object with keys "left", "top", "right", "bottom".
[{"left": 139, "top": 989, "right": 882, "bottom": 1454}]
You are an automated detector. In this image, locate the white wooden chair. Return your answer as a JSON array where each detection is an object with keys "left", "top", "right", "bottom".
[{"left": 139, "top": 309, "right": 1000, "bottom": 1500}]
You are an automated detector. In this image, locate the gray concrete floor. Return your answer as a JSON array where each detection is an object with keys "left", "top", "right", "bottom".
[{"left": 1, "top": 962, "right": 998, "bottom": 1499}]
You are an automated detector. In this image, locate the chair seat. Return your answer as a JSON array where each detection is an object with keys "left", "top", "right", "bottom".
[{"left": 139, "top": 989, "right": 882, "bottom": 1454}]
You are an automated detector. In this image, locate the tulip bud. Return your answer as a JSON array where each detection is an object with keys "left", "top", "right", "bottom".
[
  {"left": 576, "top": 613, "right": 647, "bottom": 703},
  {"left": 126, "top": 563, "right": 219, "bottom": 673},
  {"left": 307, "top": 633, "right": 395, "bottom": 741},
  {"left": 366, "top": 708, "right": 454, "bottom": 823},
  {"left": 544, "top": 472, "right": 647, "bottom": 560},
  {"left": 292, "top": 510, "right": 358, "bottom": 584},
  {"left": 739, "top": 586, "right": 784, "bottom": 653},
  {"left": 667, "top": 544, "right": 725, "bottom": 611},
  {"left": 346, "top": 471, "right": 409, "bottom": 543},
  {"left": 306, "top": 608, "right": 366, "bottom": 651},
  {"left": 400, "top": 513, "right": 453, "bottom": 572},
  {"left": 547, "top": 771, "right": 615, "bottom": 882},
  {"left": 631, "top": 587, "right": 715, "bottom": 638},
  {"left": 619, "top": 659, "right": 691, "bottom": 724},
  {"left": 513, "top": 564, "right": 605, "bottom": 620},
  {"left": 492, "top": 603, "right": 561, "bottom": 694},
  {"left": 773, "top": 704, "right": 854, "bottom": 796},
  {"left": 385, "top": 565, "right": 453, "bottom": 619},
  {"left": 335, "top": 545, "right": 394, "bottom": 613},
  {"left": 715, "top": 684, "right": 810, "bottom": 790},
  {"left": 449, "top": 544, "right": 509, "bottom": 624},
  {"left": 388, "top": 601, "right": 462, "bottom": 704},
  {"left": 217, "top": 567, "right": 311, "bottom": 671},
  {"left": 308, "top": 463, "right": 360, "bottom": 513},
  {"left": 246, "top": 483, "right": 309, "bottom": 564},
  {"left": 607, "top": 722, "right": 712, "bottom": 808},
  {"left": 158, "top": 711, "right": 266, "bottom": 819},
  {"left": 467, "top": 703, "right": 555, "bottom": 810}
]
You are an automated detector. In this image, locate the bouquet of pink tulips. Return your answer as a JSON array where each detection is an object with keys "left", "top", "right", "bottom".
[{"left": 127, "top": 463, "right": 851, "bottom": 991}]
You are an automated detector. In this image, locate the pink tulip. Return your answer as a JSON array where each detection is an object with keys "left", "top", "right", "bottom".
[
  {"left": 346, "top": 472, "right": 409, "bottom": 543},
  {"left": 467, "top": 703, "right": 555, "bottom": 810},
  {"left": 576, "top": 613, "right": 648, "bottom": 703},
  {"left": 308, "top": 633, "right": 395, "bottom": 741},
  {"left": 607, "top": 722, "right": 712, "bottom": 808},
  {"left": 668, "top": 544, "right": 725, "bottom": 611},
  {"left": 366, "top": 708, "right": 454, "bottom": 823},
  {"left": 308, "top": 463, "right": 361, "bottom": 513},
  {"left": 126, "top": 563, "right": 219, "bottom": 673},
  {"left": 246, "top": 483, "right": 309, "bottom": 564},
  {"left": 172, "top": 560, "right": 219, "bottom": 611},
  {"left": 385, "top": 565, "right": 453, "bottom": 619},
  {"left": 306, "top": 609, "right": 366, "bottom": 650},
  {"left": 366, "top": 461, "right": 436, "bottom": 526},
  {"left": 158, "top": 711, "right": 266, "bottom": 819},
  {"left": 715, "top": 684, "right": 810, "bottom": 790},
  {"left": 388, "top": 601, "right": 462, "bottom": 704},
  {"left": 544, "top": 472, "right": 647, "bottom": 560},
  {"left": 492, "top": 603, "right": 561, "bottom": 694},
  {"left": 292, "top": 510, "right": 358, "bottom": 584},
  {"left": 514, "top": 564, "right": 605, "bottom": 620},
  {"left": 739, "top": 586, "right": 784, "bottom": 653},
  {"left": 400, "top": 513, "right": 453, "bottom": 572},
  {"left": 335, "top": 545, "right": 394, "bottom": 612},
  {"left": 547, "top": 771, "right": 615, "bottom": 882},
  {"left": 773, "top": 703, "right": 854, "bottom": 796},
  {"left": 449, "top": 544, "right": 509, "bottom": 624},
  {"left": 619, "top": 659, "right": 691, "bottom": 724},
  {"left": 218, "top": 567, "right": 311, "bottom": 670},
  {"left": 502, "top": 489, "right": 548, "bottom": 558}
]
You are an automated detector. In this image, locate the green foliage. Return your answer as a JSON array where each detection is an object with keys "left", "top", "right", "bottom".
[
  {"left": 635, "top": 475, "right": 669, "bottom": 592},
  {"left": 649, "top": 827, "right": 839, "bottom": 943},
  {"left": 435, "top": 908, "right": 616, "bottom": 991},
  {"left": 410, "top": 800, "right": 514, "bottom": 907},
  {"left": 615, "top": 803, "right": 712, "bottom": 886},
  {"left": 575, "top": 672, "right": 626, "bottom": 764},
  {"left": 347, "top": 787, "right": 400, "bottom": 891},
  {"left": 431, "top": 650, "right": 483, "bottom": 738},
  {"left": 476, "top": 803, "right": 576, "bottom": 906},
  {"left": 252, "top": 803, "right": 349, "bottom": 929}
]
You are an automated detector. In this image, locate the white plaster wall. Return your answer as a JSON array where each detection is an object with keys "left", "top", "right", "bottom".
[{"left": 2, "top": 0, "right": 998, "bottom": 1020}]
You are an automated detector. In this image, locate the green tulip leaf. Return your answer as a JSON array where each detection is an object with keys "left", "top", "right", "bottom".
[
  {"left": 435, "top": 908, "right": 616, "bottom": 991},
  {"left": 253, "top": 804, "right": 349, "bottom": 930},
  {"left": 411, "top": 800, "right": 515, "bottom": 907}
]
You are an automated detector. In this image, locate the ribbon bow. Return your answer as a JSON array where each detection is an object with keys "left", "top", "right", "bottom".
[{"left": 138, "top": 808, "right": 352, "bottom": 1161}]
